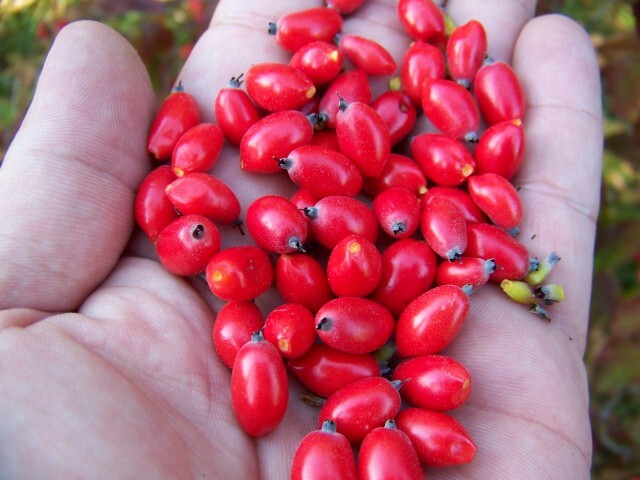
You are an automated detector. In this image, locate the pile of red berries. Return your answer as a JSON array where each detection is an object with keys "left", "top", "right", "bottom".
[{"left": 134, "top": 0, "right": 564, "bottom": 477}]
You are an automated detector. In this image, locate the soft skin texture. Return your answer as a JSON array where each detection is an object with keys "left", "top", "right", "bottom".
[{"left": 0, "top": 1, "right": 602, "bottom": 479}]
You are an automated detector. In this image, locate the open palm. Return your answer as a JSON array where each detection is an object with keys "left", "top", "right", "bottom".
[{"left": 0, "top": 0, "right": 602, "bottom": 478}]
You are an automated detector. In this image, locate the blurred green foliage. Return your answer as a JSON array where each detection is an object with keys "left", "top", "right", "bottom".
[{"left": 1, "top": 0, "right": 639, "bottom": 478}]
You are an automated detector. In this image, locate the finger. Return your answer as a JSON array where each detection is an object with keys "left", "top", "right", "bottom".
[
  {"left": 513, "top": 14, "right": 602, "bottom": 348},
  {"left": 445, "top": 0, "right": 538, "bottom": 62},
  {"left": 0, "top": 21, "right": 155, "bottom": 312}
]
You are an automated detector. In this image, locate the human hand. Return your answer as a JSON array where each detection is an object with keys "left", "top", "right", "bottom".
[{"left": 0, "top": 1, "right": 602, "bottom": 478}]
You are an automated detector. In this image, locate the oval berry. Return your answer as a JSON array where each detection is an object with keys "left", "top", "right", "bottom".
[
  {"left": 395, "top": 284, "right": 470, "bottom": 357},
  {"left": 279, "top": 145, "right": 363, "bottom": 198},
  {"left": 371, "top": 90, "right": 417, "bottom": 147},
  {"left": 318, "top": 69, "right": 371, "bottom": 129},
  {"left": 337, "top": 34, "right": 397, "bottom": 76},
  {"left": 397, "top": 0, "right": 445, "bottom": 43},
  {"left": 287, "top": 344, "right": 381, "bottom": 398},
  {"left": 474, "top": 59, "right": 526, "bottom": 125},
  {"left": 245, "top": 62, "right": 316, "bottom": 112},
  {"left": 212, "top": 301, "right": 264, "bottom": 369},
  {"left": 396, "top": 408, "right": 477, "bottom": 467},
  {"left": 399, "top": 40, "right": 445, "bottom": 106},
  {"left": 326, "top": 0, "right": 366, "bottom": 14},
  {"left": 290, "top": 420, "right": 357, "bottom": 480},
  {"left": 420, "top": 196, "right": 468, "bottom": 261},
  {"left": 269, "top": 7, "right": 343, "bottom": 52},
  {"left": 263, "top": 303, "right": 316, "bottom": 359},
  {"left": 362, "top": 153, "right": 427, "bottom": 197},
  {"left": 246, "top": 195, "right": 308, "bottom": 253},
  {"left": 171, "top": 123, "right": 224, "bottom": 176},
  {"left": 446, "top": 20, "right": 488, "bottom": 87},
  {"left": 240, "top": 110, "right": 314, "bottom": 174},
  {"left": 316, "top": 297, "right": 395, "bottom": 354},
  {"left": 327, "top": 234, "right": 382, "bottom": 297},
  {"left": 370, "top": 238, "right": 437, "bottom": 317},
  {"left": 147, "top": 86, "right": 200, "bottom": 161},
  {"left": 336, "top": 99, "right": 391, "bottom": 178},
  {"left": 303, "top": 195, "right": 379, "bottom": 250},
  {"left": 310, "top": 128, "right": 340, "bottom": 151},
  {"left": 275, "top": 253, "right": 333, "bottom": 313},
  {"left": 165, "top": 172, "right": 240, "bottom": 225},
  {"left": 155, "top": 215, "right": 221, "bottom": 277},
  {"left": 410, "top": 133, "right": 475, "bottom": 187},
  {"left": 206, "top": 246, "right": 274, "bottom": 302},
  {"left": 421, "top": 186, "right": 488, "bottom": 224},
  {"left": 318, "top": 376, "right": 401, "bottom": 444},
  {"left": 422, "top": 78, "right": 480, "bottom": 142},
  {"left": 289, "top": 40, "right": 343, "bottom": 86},
  {"left": 392, "top": 355, "right": 472, "bottom": 411},
  {"left": 214, "top": 75, "right": 261, "bottom": 146},
  {"left": 134, "top": 165, "right": 178, "bottom": 243},
  {"left": 467, "top": 173, "right": 523, "bottom": 230},
  {"left": 230, "top": 332, "right": 288, "bottom": 437},
  {"left": 474, "top": 119, "right": 526, "bottom": 179},
  {"left": 359, "top": 420, "right": 423, "bottom": 480},
  {"left": 372, "top": 187, "right": 421, "bottom": 239},
  {"left": 465, "top": 222, "right": 530, "bottom": 282},
  {"left": 435, "top": 256, "right": 496, "bottom": 288}
]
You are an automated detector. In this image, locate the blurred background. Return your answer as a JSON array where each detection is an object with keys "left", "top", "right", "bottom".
[{"left": 0, "top": 0, "right": 638, "bottom": 477}]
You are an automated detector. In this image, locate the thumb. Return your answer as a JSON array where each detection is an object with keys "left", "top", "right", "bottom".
[{"left": 0, "top": 20, "right": 155, "bottom": 312}]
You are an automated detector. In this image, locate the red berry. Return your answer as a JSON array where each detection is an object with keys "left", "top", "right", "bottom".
[
  {"left": 446, "top": 20, "right": 488, "bottom": 87},
  {"left": 362, "top": 153, "right": 427, "bottom": 197},
  {"left": 134, "top": 165, "right": 179, "bottom": 243},
  {"left": 245, "top": 62, "right": 316, "bottom": 112},
  {"left": 467, "top": 173, "right": 523, "bottom": 230},
  {"left": 275, "top": 253, "right": 333, "bottom": 313},
  {"left": 214, "top": 75, "right": 261, "bottom": 146},
  {"left": 420, "top": 196, "right": 468, "bottom": 261},
  {"left": 410, "top": 133, "right": 475, "bottom": 187},
  {"left": 310, "top": 128, "right": 340, "bottom": 151},
  {"left": 370, "top": 238, "right": 437, "bottom": 317},
  {"left": 147, "top": 86, "right": 200, "bottom": 161},
  {"left": 421, "top": 186, "right": 488, "bottom": 224},
  {"left": 315, "top": 297, "right": 395, "bottom": 354},
  {"left": 290, "top": 420, "right": 357, "bottom": 480},
  {"left": 170, "top": 123, "right": 224, "bottom": 176},
  {"left": 212, "top": 301, "right": 264, "bottom": 369},
  {"left": 246, "top": 195, "right": 308, "bottom": 253},
  {"left": 279, "top": 145, "right": 363, "bottom": 198},
  {"left": 303, "top": 195, "right": 379, "bottom": 250},
  {"left": 206, "top": 246, "right": 274, "bottom": 302},
  {"left": 397, "top": 0, "right": 445, "bottom": 43},
  {"left": 399, "top": 40, "right": 445, "bottom": 106},
  {"left": 435, "top": 256, "right": 496, "bottom": 288},
  {"left": 395, "top": 408, "right": 477, "bottom": 467},
  {"left": 337, "top": 34, "right": 397, "bottom": 76},
  {"left": 327, "top": 234, "right": 382, "bottom": 297},
  {"left": 474, "top": 119, "right": 526, "bottom": 179},
  {"left": 336, "top": 99, "right": 391, "bottom": 178},
  {"left": 474, "top": 59, "right": 526, "bottom": 125},
  {"left": 155, "top": 214, "right": 221, "bottom": 276},
  {"left": 165, "top": 172, "right": 241, "bottom": 225},
  {"left": 325, "top": 0, "right": 366, "bottom": 14},
  {"left": 372, "top": 187, "right": 421, "bottom": 239},
  {"left": 318, "top": 69, "right": 371, "bottom": 129},
  {"left": 422, "top": 78, "right": 480, "bottom": 142},
  {"left": 358, "top": 419, "right": 424, "bottom": 480},
  {"left": 392, "top": 355, "right": 472, "bottom": 411},
  {"left": 230, "top": 331, "right": 288, "bottom": 437},
  {"left": 318, "top": 376, "right": 401, "bottom": 444},
  {"left": 395, "top": 284, "right": 470, "bottom": 357},
  {"left": 371, "top": 90, "right": 417, "bottom": 147},
  {"left": 240, "top": 110, "right": 314, "bottom": 174},
  {"left": 289, "top": 40, "right": 343, "bottom": 86},
  {"left": 263, "top": 303, "right": 316, "bottom": 359},
  {"left": 269, "top": 7, "right": 343, "bottom": 52},
  {"left": 465, "top": 222, "right": 531, "bottom": 282},
  {"left": 287, "top": 344, "right": 381, "bottom": 398}
]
